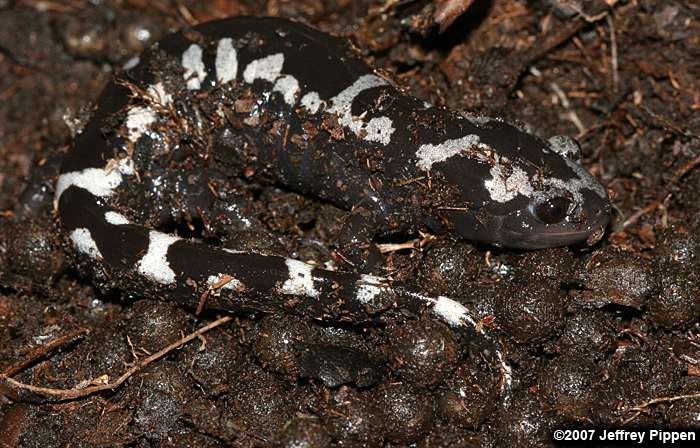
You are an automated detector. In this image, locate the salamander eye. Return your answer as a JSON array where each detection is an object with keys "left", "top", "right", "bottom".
[{"left": 531, "top": 197, "right": 571, "bottom": 224}]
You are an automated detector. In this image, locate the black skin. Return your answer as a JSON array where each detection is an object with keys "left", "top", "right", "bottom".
[
  {"left": 53, "top": 17, "right": 610, "bottom": 374},
  {"left": 60, "top": 17, "right": 610, "bottom": 279}
]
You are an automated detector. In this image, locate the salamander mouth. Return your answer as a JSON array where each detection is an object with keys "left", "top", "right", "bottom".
[{"left": 503, "top": 212, "right": 610, "bottom": 249}]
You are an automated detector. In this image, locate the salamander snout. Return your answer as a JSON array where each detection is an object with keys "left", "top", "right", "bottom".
[
  {"left": 515, "top": 187, "right": 611, "bottom": 248},
  {"left": 443, "top": 148, "right": 611, "bottom": 249},
  {"left": 495, "top": 137, "right": 611, "bottom": 249}
]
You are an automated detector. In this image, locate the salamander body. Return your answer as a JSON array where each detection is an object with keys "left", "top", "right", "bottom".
[{"left": 55, "top": 17, "right": 609, "bottom": 330}]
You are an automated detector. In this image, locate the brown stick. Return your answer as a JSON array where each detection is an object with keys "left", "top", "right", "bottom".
[
  {"left": 1, "top": 316, "right": 232, "bottom": 401},
  {"left": 622, "top": 154, "right": 700, "bottom": 229},
  {"left": 620, "top": 391, "right": 700, "bottom": 424},
  {"left": 1, "top": 328, "right": 90, "bottom": 378}
]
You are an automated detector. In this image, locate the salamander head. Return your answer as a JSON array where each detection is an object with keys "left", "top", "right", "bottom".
[
  {"left": 426, "top": 125, "right": 610, "bottom": 249},
  {"left": 477, "top": 180, "right": 611, "bottom": 249}
]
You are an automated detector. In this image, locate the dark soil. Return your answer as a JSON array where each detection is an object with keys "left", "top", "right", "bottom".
[{"left": 1, "top": 1, "right": 699, "bottom": 447}]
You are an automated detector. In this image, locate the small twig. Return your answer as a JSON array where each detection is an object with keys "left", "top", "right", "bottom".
[
  {"left": 333, "top": 250, "right": 357, "bottom": 268},
  {"left": 642, "top": 105, "right": 700, "bottom": 140},
  {"left": 519, "top": 0, "right": 622, "bottom": 96},
  {"left": 377, "top": 239, "right": 419, "bottom": 254},
  {"left": 621, "top": 197, "right": 665, "bottom": 230},
  {"left": 622, "top": 154, "right": 700, "bottom": 229},
  {"left": 436, "top": 206, "right": 470, "bottom": 212},
  {"left": 669, "top": 153, "right": 700, "bottom": 185},
  {"left": 433, "top": 0, "right": 477, "bottom": 33},
  {"left": 620, "top": 391, "right": 700, "bottom": 424},
  {"left": 607, "top": 14, "right": 619, "bottom": 91},
  {"left": 1, "top": 328, "right": 90, "bottom": 378},
  {"left": 196, "top": 275, "right": 235, "bottom": 315},
  {"left": 568, "top": 1, "right": 616, "bottom": 23},
  {"left": 176, "top": 3, "right": 197, "bottom": 26},
  {"left": 372, "top": 0, "right": 404, "bottom": 15},
  {"left": 393, "top": 176, "right": 426, "bottom": 187},
  {"left": 19, "top": 0, "right": 75, "bottom": 13},
  {"left": 1, "top": 316, "right": 232, "bottom": 400},
  {"left": 620, "top": 410, "right": 642, "bottom": 425},
  {"left": 528, "top": 66, "right": 586, "bottom": 133},
  {"left": 549, "top": 78, "right": 586, "bottom": 134}
]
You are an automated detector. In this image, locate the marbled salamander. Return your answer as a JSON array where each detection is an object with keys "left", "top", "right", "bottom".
[{"left": 55, "top": 17, "right": 609, "bottom": 334}]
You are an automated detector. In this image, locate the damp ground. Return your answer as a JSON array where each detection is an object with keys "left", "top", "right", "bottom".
[{"left": 1, "top": 1, "right": 699, "bottom": 447}]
